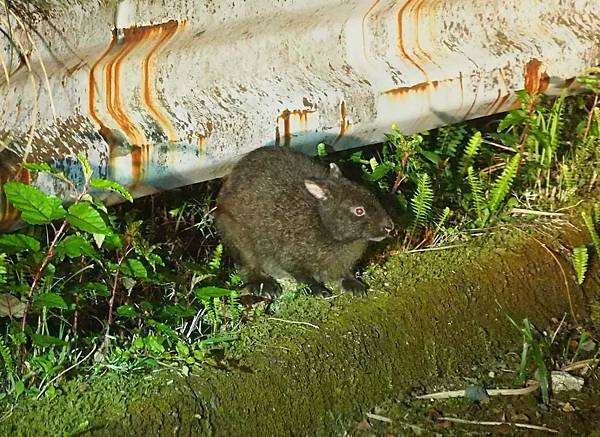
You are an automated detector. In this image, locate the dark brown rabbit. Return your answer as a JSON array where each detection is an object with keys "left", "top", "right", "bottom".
[{"left": 215, "top": 146, "right": 394, "bottom": 297}]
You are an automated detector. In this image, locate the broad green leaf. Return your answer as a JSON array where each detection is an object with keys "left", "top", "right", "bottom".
[
  {"left": 14, "top": 381, "right": 25, "bottom": 397},
  {"left": 0, "top": 234, "right": 41, "bottom": 253},
  {"left": 144, "top": 336, "right": 165, "bottom": 354},
  {"left": 82, "top": 282, "right": 110, "bottom": 297},
  {"left": 195, "top": 286, "right": 236, "bottom": 299},
  {"left": 420, "top": 150, "right": 441, "bottom": 164},
  {"left": 364, "top": 162, "right": 394, "bottom": 182},
  {"left": 30, "top": 333, "right": 67, "bottom": 347},
  {"left": 78, "top": 154, "right": 93, "bottom": 181},
  {"left": 21, "top": 163, "right": 71, "bottom": 184},
  {"left": 132, "top": 337, "right": 145, "bottom": 349},
  {"left": 2, "top": 182, "right": 66, "bottom": 225},
  {"left": 147, "top": 320, "right": 178, "bottom": 339},
  {"left": 90, "top": 178, "right": 133, "bottom": 202},
  {"left": 120, "top": 258, "right": 147, "bottom": 278},
  {"left": 33, "top": 293, "right": 67, "bottom": 310},
  {"left": 101, "top": 233, "right": 123, "bottom": 250},
  {"left": 55, "top": 235, "right": 97, "bottom": 259},
  {"left": 116, "top": 304, "right": 137, "bottom": 317},
  {"left": 176, "top": 341, "right": 190, "bottom": 357},
  {"left": 67, "top": 202, "right": 110, "bottom": 235},
  {"left": 0, "top": 294, "right": 25, "bottom": 318}
]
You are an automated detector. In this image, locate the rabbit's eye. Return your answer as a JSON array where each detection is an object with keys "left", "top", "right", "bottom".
[{"left": 353, "top": 207, "right": 366, "bottom": 217}]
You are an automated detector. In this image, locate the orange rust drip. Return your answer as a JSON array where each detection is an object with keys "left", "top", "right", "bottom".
[
  {"left": 384, "top": 77, "right": 453, "bottom": 96},
  {"left": 361, "top": 0, "right": 380, "bottom": 60},
  {"left": 276, "top": 109, "right": 315, "bottom": 146},
  {"left": 131, "top": 145, "right": 143, "bottom": 181},
  {"left": 334, "top": 101, "right": 349, "bottom": 144},
  {"left": 396, "top": 0, "right": 427, "bottom": 76},
  {"left": 88, "top": 35, "right": 117, "bottom": 135},
  {"left": 412, "top": 0, "right": 434, "bottom": 65},
  {"left": 283, "top": 111, "right": 291, "bottom": 146},
  {"left": 140, "top": 20, "right": 180, "bottom": 143},
  {"left": 524, "top": 58, "right": 549, "bottom": 94},
  {"left": 197, "top": 134, "right": 206, "bottom": 153},
  {"left": 105, "top": 33, "right": 147, "bottom": 146}
]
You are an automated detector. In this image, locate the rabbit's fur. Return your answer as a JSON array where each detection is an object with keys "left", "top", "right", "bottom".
[{"left": 215, "top": 146, "right": 394, "bottom": 296}]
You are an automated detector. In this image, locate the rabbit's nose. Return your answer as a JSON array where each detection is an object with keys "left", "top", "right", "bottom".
[{"left": 383, "top": 221, "right": 395, "bottom": 234}]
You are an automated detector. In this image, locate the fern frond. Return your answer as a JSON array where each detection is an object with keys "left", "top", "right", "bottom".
[
  {"left": 438, "top": 124, "right": 467, "bottom": 157},
  {"left": 546, "top": 93, "right": 565, "bottom": 160},
  {"left": 0, "top": 253, "right": 7, "bottom": 285},
  {"left": 488, "top": 154, "right": 520, "bottom": 213},
  {"left": 459, "top": 131, "right": 482, "bottom": 175},
  {"left": 582, "top": 211, "right": 600, "bottom": 258},
  {"left": 208, "top": 244, "right": 223, "bottom": 274},
  {"left": 433, "top": 207, "right": 451, "bottom": 234},
  {"left": 0, "top": 337, "right": 14, "bottom": 383},
  {"left": 561, "top": 164, "right": 576, "bottom": 191},
  {"left": 410, "top": 173, "right": 434, "bottom": 232},
  {"left": 467, "top": 166, "right": 486, "bottom": 215},
  {"left": 572, "top": 246, "right": 589, "bottom": 285}
]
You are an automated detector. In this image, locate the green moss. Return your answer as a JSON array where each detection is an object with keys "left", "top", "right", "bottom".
[{"left": 0, "top": 228, "right": 596, "bottom": 436}]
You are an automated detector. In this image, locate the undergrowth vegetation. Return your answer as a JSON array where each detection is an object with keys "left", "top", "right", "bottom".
[
  {"left": 0, "top": 69, "right": 598, "bottom": 406},
  {"left": 346, "top": 68, "right": 600, "bottom": 250}
]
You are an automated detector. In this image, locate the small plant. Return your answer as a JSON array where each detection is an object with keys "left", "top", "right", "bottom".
[
  {"left": 0, "top": 157, "right": 246, "bottom": 398},
  {"left": 508, "top": 316, "right": 550, "bottom": 404},
  {"left": 409, "top": 173, "right": 434, "bottom": 234},
  {"left": 572, "top": 246, "right": 589, "bottom": 285}
]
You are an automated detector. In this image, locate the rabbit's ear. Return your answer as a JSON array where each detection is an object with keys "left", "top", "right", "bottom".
[
  {"left": 329, "top": 163, "right": 342, "bottom": 179},
  {"left": 304, "top": 179, "right": 329, "bottom": 200}
]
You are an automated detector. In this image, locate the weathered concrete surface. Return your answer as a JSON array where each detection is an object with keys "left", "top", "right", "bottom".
[
  {"left": 1, "top": 0, "right": 600, "bottom": 228},
  {"left": 1, "top": 227, "right": 597, "bottom": 436}
]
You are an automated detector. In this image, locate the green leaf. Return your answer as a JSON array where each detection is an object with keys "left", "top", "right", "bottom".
[
  {"left": 78, "top": 154, "right": 93, "bottom": 181},
  {"left": 420, "top": 150, "right": 441, "bottom": 164},
  {"left": 0, "top": 234, "right": 41, "bottom": 253},
  {"left": 195, "top": 286, "right": 236, "bottom": 299},
  {"left": 176, "top": 341, "right": 190, "bottom": 357},
  {"left": 147, "top": 320, "right": 178, "bottom": 339},
  {"left": 497, "top": 109, "right": 528, "bottom": 132},
  {"left": 3, "top": 182, "right": 66, "bottom": 225},
  {"left": 33, "top": 293, "right": 68, "bottom": 310},
  {"left": 101, "top": 233, "right": 123, "bottom": 250},
  {"left": 90, "top": 178, "right": 133, "bottom": 202},
  {"left": 364, "top": 162, "right": 394, "bottom": 182},
  {"left": 30, "top": 333, "right": 67, "bottom": 347},
  {"left": 67, "top": 202, "right": 110, "bottom": 235},
  {"left": 21, "top": 163, "right": 71, "bottom": 184},
  {"left": 120, "top": 258, "right": 147, "bottom": 278},
  {"left": 0, "top": 294, "right": 25, "bottom": 318},
  {"left": 82, "top": 282, "right": 110, "bottom": 297},
  {"left": 132, "top": 337, "right": 145, "bottom": 349},
  {"left": 55, "top": 235, "right": 97, "bottom": 259},
  {"left": 14, "top": 381, "right": 25, "bottom": 397},
  {"left": 116, "top": 304, "right": 137, "bottom": 318},
  {"left": 144, "top": 336, "right": 165, "bottom": 355}
]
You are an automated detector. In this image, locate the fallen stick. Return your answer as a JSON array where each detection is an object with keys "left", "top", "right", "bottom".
[
  {"left": 415, "top": 381, "right": 540, "bottom": 400},
  {"left": 438, "top": 416, "right": 559, "bottom": 434}
]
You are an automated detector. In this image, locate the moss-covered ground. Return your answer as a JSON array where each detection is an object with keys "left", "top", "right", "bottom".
[{"left": 1, "top": 222, "right": 599, "bottom": 436}]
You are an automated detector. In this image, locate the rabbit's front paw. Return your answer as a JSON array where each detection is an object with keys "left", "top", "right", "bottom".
[
  {"left": 341, "top": 277, "right": 367, "bottom": 295},
  {"left": 245, "top": 278, "right": 282, "bottom": 299}
]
